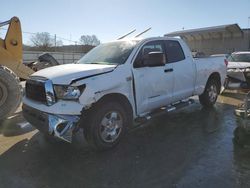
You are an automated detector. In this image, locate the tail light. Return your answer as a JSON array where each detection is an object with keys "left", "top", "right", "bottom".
[{"left": 224, "top": 59, "right": 228, "bottom": 67}]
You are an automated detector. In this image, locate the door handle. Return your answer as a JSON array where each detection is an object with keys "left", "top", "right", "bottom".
[{"left": 164, "top": 68, "right": 173, "bottom": 73}]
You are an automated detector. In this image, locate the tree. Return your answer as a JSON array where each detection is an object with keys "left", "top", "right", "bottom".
[
  {"left": 79, "top": 35, "right": 100, "bottom": 46},
  {"left": 30, "top": 32, "right": 64, "bottom": 50},
  {"left": 30, "top": 32, "right": 53, "bottom": 50}
]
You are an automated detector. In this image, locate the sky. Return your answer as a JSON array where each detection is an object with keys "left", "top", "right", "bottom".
[{"left": 1, "top": 0, "right": 250, "bottom": 45}]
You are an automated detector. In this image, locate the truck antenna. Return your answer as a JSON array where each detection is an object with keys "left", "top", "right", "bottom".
[
  {"left": 135, "top": 27, "right": 152, "bottom": 38},
  {"left": 117, "top": 29, "right": 136, "bottom": 40}
]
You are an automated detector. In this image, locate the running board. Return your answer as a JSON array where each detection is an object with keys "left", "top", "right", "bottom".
[{"left": 135, "top": 99, "right": 195, "bottom": 123}]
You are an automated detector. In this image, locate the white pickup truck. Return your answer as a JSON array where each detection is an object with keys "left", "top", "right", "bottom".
[{"left": 22, "top": 37, "right": 227, "bottom": 150}]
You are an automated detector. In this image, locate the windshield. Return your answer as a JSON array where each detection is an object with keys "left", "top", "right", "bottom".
[
  {"left": 227, "top": 53, "right": 250, "bottom": 62},
  {"left": 77, "top": 41, "right": 138, "bottom": 65}
]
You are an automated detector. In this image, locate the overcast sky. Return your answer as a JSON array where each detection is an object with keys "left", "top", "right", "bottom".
[{"left": 1, "top": 0, "right": 250, "bottom": 45}]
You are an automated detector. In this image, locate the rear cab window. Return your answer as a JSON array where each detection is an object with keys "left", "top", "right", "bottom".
[{"left": 164, "top": 40, "right": 185, "bottom": 63}]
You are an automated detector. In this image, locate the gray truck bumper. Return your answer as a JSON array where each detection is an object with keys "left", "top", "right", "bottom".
[{"left": 22, "top": 104, "right": 80, "bottom": 143}]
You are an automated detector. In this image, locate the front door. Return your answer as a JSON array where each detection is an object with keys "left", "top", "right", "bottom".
[{"left": 132, "top": 40, "right": 174, "bottom": 115}]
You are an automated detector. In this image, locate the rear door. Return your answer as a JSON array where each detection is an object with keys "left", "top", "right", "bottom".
[
  {"left": 164, "top": 40, "right": 195, "bottom": 102},
  {"left": 132, "top": 40, "right": 174, "bottom": 115}
]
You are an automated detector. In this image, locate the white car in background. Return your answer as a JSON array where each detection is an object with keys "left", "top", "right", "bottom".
[{"left": 225, "top": 52, "right": 250, "bottom": 89}]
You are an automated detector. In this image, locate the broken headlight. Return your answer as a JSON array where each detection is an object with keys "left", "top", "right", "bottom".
[{"left": 54, "top": 85, "right": 85, "bottom": 100}]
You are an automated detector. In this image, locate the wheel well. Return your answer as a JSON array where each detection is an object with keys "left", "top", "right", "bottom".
[
  {"left": 85, "top": 93, "right": 134, "bottom": 126},
  {"left": 98, "top": 93, "right": 133, "bottom": 112},
  {"left": 207, "top": 72, "right": 221, "bottom": 91}
]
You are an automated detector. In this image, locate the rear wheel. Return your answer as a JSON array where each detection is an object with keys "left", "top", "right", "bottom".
[
  {"left": 84, "top": 101, "right": 128, "bottom": 151},
  {"left": 0, "top": 66, "right": 22, "bottom": 120},
  {"left": 199, "top": 79, "right": 220, "bottom": 107}
]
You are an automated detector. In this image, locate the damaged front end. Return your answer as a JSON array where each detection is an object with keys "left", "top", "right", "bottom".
[
  {"left": 48, "top": 115, "right": 80, "bottom": 142},
  {"left": 225, "top": 68, "right": 250, "bottom": 89},
  {"left": 22, "top": 104, "right": 80, "bottom": 143}
]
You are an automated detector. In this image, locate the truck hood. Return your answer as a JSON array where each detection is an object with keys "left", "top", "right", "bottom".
[
  {"left": 31, "top": 64, "right": 116, "bottom": 85},
  {"left": 228, "top": 61, "right": 250, "bottom": 69}
]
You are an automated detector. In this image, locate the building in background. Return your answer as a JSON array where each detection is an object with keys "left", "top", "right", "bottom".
[{"left": 165, "top": 24, "right": 250, "bottom": 55}]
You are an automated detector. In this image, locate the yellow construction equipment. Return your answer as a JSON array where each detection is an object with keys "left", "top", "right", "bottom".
[{"left": 0, "top": 17, "right": 34, "bottom": 119}]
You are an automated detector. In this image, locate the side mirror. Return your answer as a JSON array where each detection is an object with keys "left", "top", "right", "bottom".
[{"left": 143, "top": 52, "right": 165, "bottom": 67}]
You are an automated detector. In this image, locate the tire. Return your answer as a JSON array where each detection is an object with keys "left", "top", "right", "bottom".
[
  {"left": 0, "top": 66, "right": 22, "bottom": 120},
  {"left": 84, "top": 101, "right": 128, "bottom": 151},
  {"left": 199, "top": 78, "right": 220, "bottom": 108}
]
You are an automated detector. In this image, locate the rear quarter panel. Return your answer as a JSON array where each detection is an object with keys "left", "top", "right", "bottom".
[{"left": 194, "top": 56, "right": 227, "bottom": 95}]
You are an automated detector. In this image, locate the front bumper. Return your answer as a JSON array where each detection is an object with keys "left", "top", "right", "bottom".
[
  {"left": 224, "top": 77, "right": 250, "bottom": 90},
  {"left": 225, "top": 70, "right": 250, "bottom": 90},
  {"left": 22, "top": 104, "right": 80, "bottom": 142}
]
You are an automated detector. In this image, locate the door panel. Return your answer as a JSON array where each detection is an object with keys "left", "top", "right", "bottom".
[
  {"left": 164, "top": 40, "right": 195, "bottom": 102},
  {"left": 133, "top": 64, "right": 173, "bottom": 114},
  {"left": 172, "top": 58, "right": 195, "bottom": 101}
]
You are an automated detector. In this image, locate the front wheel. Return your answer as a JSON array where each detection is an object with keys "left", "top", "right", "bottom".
[
  {"left": 84, "top": 101, "right": 128, "bottom": 151},
  {"left": 199, "top": 79, "right": 220, "bottom": 107}
]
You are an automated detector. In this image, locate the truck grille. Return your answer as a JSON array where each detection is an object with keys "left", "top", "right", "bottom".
[{"left": 26, "top": 79, "right": 47, "bottom": 103}]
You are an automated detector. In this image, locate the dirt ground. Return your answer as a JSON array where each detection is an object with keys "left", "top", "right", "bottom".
[{"left": 1, "top": 91, "right": 250, "bottom": 188}]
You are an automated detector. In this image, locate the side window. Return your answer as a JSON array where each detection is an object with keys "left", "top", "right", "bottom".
[
  {"left": 164, "top": 40, "right": 185, "bottom": 63},
  {"left": 134, "top": 41, "right": 166, "bottom": 67}
]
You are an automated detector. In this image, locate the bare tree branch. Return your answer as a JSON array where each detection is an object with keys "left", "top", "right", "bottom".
[
  {"left": 30, "top": 32, "right": 53, "bottom": 50},
  {"left": 79, "top": 34, "right": 100, "bottom": 46}
]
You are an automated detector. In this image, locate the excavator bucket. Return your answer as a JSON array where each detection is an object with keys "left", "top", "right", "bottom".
[{"left": 0, "top": 17, "right": 34, "bottom": 79}]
